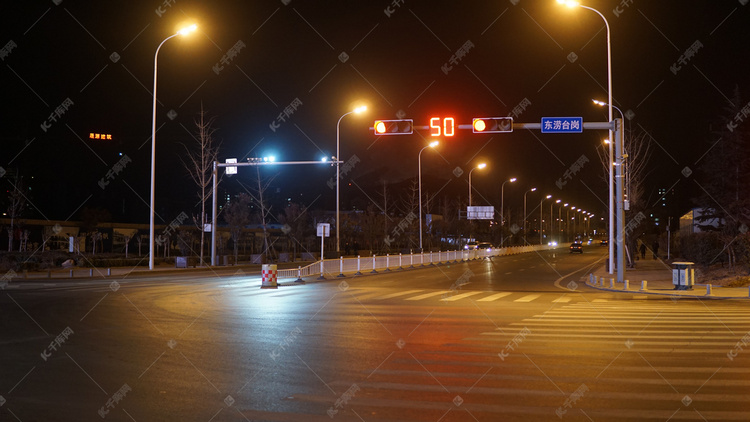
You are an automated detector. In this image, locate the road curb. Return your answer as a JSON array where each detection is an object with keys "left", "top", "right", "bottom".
[{"left": 583, "top": 280, "right": 750, "bottom": 300}]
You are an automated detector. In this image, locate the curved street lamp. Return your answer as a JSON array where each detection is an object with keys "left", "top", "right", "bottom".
[
  {"left": 468, "top": 163, "right": 487, "bottom": 207},
  {"left": 523, "top": 187, "right": 536, "bottom": 244},
  {"left": 335, "top": 105, "right": 367, "bottom": 255},
  {"left": 559, "top": 0, "right": 617, "bottom": 276},
  {"left": 418, "top": 141, "right": 439, "bottom": 251},
  {"left": 500, "top": 177, "right": 517, "bottom": 246},
  {"left": 540, "top": 194, "right": 552, "bottom": 245},
  {"left": 149, "top": 23, "right": 198, "bottom": 270}
]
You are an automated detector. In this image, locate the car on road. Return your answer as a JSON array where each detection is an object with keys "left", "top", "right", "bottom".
[
  {"left": 600, "top": 239, "right": 608, "bottom": 246},
  {"left": 569, "top": 242, "right": 583, "bottom": 253},
  {"left": 477, "top": 242, "right": 493, "bottom": 251},
  {"left": 464, "top": 241, "right": 478, "bottom": 250}
]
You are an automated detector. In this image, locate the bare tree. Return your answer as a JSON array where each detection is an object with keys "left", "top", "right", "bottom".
[
  {"left": 397, "top": 179, "right": 420, "bottom": 250},
  {"left": 278, "top": 203, "right": 311, "bottom": 260},
  {"left": 596, "top": 125, "right": 653, "bottom": 266},
  {"left": 5, "top": 173, "right": 26, "bottom": 252},
  {"left": 223, "top": 193, "right": 251, "bottom": 263},
  {"left": 180, "top": 105, "right": 221, "bottom": 266}
]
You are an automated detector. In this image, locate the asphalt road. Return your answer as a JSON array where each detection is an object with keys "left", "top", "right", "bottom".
[{"left": 2, "top": 245, "right": 750, "bottom": 421}]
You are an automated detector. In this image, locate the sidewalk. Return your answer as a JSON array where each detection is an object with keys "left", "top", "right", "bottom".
[
  {"left": 586, "top": 257, "right": 750, "bottom": 299},
  {"left": 2, "top": 261, "right": 309, "bottom": 282}
]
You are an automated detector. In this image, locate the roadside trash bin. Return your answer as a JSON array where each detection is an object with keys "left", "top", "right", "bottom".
[
  {"left": 175, "top": 257, "right": 188, "bottom": 268},
  {"left": 672, "top": 261, "right": 695, "bottom": 290}
]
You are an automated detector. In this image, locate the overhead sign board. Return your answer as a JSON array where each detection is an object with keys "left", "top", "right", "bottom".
[
  {"left": 225, "top": 158, "right": 238, "bottom": 175},
  {"left": 541, "top": 117, "right": 583, "bottom": 133},
  {"left": 467, "top": 206, "right": 494, "bottom": 220}
]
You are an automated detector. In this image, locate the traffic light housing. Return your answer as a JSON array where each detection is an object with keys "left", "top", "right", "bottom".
[
  {"left": 472, "top": 117, "right": 513, "bottom": 133},
  {"left": 373, "top": 119, "right": 413, "bottom": 135}
]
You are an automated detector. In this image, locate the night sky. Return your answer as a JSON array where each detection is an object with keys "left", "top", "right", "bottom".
[{"left": 2, "top": 0, "right": 748, "bottom": 227}]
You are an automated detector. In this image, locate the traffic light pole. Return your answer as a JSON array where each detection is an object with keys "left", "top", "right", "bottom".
[
  {"left": 513, "top": 120, "right": 623, "bottom": 282},
  {"left": 210, "top": 159, "right": 341, "bottom": 266},
  {"left": 374, "top": 118, "right": 622, "bottom": 281}
]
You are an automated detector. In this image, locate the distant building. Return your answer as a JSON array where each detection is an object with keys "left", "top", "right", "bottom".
[{"left": 679, "top": 208, "right": 723, "bottom": 236}]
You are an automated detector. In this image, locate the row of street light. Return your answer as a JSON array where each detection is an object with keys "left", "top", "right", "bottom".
[{"left": 149, "top": 1, "right": 624, "bottom": 278}]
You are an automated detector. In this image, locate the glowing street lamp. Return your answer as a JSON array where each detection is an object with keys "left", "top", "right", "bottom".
[
  {"left": 149, "top": 23, "right": 198, "bottom": 270},
  {"left": 500, "top": 177, "right": 517, "bottom": 240},
  {"left": 418, "top": 141, "right": 439, "bottom": 251},
  {"left": 336, "top": 105, "right": 367, "bottom": 255},
  {"left": 540, "top": 194, "right": 552, "bottom": 245},
  {"left": 553, "top": 199, "right": 561, "bottom": 241},
  {"left": 523, "top": 187, "right": 537, "bottom": 244},
  {"left": 468, "top": 163, "right": 487, "bottom": 207},
  {"left": 559, "top": 0, "right": 617, "bottom": 277}
]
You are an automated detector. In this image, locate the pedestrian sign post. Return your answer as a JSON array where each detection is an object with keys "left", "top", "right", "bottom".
[{"left": 317, "top": 223, "right": 330, "bottom": 279}]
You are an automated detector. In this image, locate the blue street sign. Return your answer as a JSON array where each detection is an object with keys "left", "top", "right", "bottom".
[{"left": 541, "top": 117, "right": 583, "bottom": 133}]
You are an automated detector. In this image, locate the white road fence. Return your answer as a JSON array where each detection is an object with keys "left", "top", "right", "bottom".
[{"left": 276, "top": 245, "right": 556, "bottom": 280}]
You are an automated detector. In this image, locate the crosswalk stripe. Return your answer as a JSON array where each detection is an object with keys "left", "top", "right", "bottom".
[
  {"left": 514, "top": 294, "right": 540, "bottom": 302},
  {"left": 476, "top": 292, "right": 513, "bottom": 302},
  {"left": 552, "top": 296, "right": 572, "bottom": 303},
  {"left": 440, "top": 291, "right": 484, "bottom": 302},
  {"left": 405, "top": 291, "right": 450, "bottom": 301},
  {"left": 376, "top": 289, "right": 424, "bottom": 299}
]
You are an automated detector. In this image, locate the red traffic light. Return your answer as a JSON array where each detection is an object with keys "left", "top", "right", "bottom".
[
  {"left": 472, "top": 117, "right": 513, "bottom": 133},
  {"left": 373, "top": 119, "right": 413, "bottom": 135}
]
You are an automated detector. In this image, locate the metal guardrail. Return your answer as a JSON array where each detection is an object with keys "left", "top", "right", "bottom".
[{"left": 276, "top": 245, "right": 555, "bottom": 280}]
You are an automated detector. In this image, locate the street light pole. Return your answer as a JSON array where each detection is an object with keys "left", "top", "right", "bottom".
[
  {"left": 523, "top": 187, "right": 536, "bottom": 245},
  {"left": 540, "top": 194, "right": 551, "bottom": 245},
  {"left": 418, "top": 141, "right": 439, "bottom": 251},
  {"left": 335, "top": 106, "right": 366, "bottom": 256},
  {"left": 500, "top": 177, "right": 517, "bottom": 246},
  {"left": 468, "top": 163, "right": 486, "bottom": 207},
  {"left": 558, "top": 202, "right": 563, "bottom": 240},
  {"left": 560, "top": 0, "right": 615, "bottom": 277},
  {"left": 553, "top": 199, "right": 561, "bottom": 242},
  {"left": 149, "top": 24, "right": 197, "bottom": 271}
]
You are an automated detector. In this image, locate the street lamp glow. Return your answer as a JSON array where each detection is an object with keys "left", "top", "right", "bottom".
[
  {"left": 477, "top": 163, "right": 487, "bottom": 170},
  {"left": 428, "top": 140, "right": 439, "bottom": 148},
  {"left": 557, "top": 0, "right": 579, "bottom": 7},
  {"left": 177, "top": 24, "right": 198, "bottom": 36},
  {"left": 353, "top": 105, "right": 367, "bottom": 114},
  {"left": 509, "top": 177, "right": 517, "bottom": 183}
]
